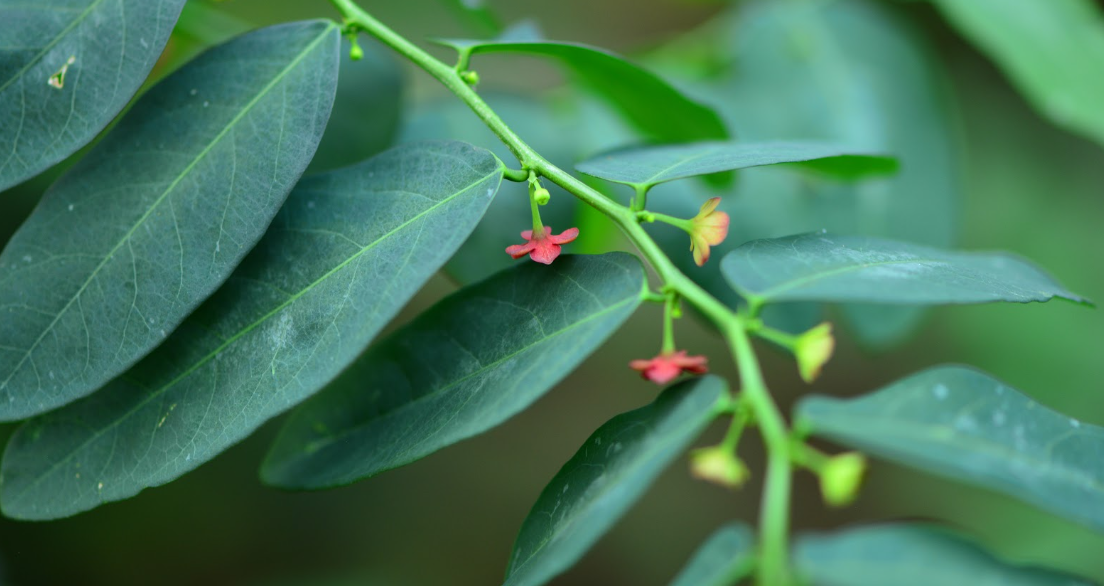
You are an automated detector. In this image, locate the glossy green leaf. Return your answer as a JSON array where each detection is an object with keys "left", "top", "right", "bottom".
[
  {"left": 504, "top": 376, "right": 726, "bottom": 586},
  {"left": 0, "top": 0, "right": 186, "bottom": 191},
  {"left": 795, "top": 524, "right": 1093, "bottom": 586},
  {"left": 721, "top": 232, "right": 1086, "bottom": 306},
  {"left": 576, "top": 141, "right": 896, "bottom": 190},
  {"left": 795, "top": 366, "right": 1104, "bottom": 533},
  {"left": 0, "top": 21, "right": 340, "bottom": 421},
  {"left": 261, "top": 253, "right": 645, "bottom": 490},
  {"left": 436, "top": 31, "right": 727, "bottom": 144},
  {"left": 0, "top": 140, "right": 503, "bottom": 520},
  {"left": 669, "top": 522, "right": 756, "bottom": 586},
  {"left": 932, "top": 0, "right": 1104, "bottom": 148}
]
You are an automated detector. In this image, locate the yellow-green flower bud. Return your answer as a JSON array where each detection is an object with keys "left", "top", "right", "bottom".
[
  {"left": 689, "top": 446, "right": 750, "bottom": 489},
  {"left": 533, "top": 187, "right": 551, "bottom": 205},
  {"left": 795, "top": 322, "right": 835, "bottom": 383},
  {"left": 819, "top": 452, "right": 867, "bottom": 507}
]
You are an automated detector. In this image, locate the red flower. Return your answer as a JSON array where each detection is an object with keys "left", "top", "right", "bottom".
[
  {"left": 506, "top": 226, "right": 579, "bottom": 265},
  {"left": 629, "top": 350, "right": 708, "bottom": 385},
  {"left": 689, "top": 197, "right": 730, "bottom": 266}
]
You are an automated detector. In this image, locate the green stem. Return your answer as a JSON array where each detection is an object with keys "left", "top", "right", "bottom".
[
  {"left": 661, "top": 294, "right": 677, "bottom": 353},
  {"left": 631, "top": 184, "right": 649, "bottom": 212},
  {"left": 329, "top": 2, "right": 794, "bottom": 582}
]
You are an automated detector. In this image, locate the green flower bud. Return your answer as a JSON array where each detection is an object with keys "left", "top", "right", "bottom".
[
  {"left": 533, "top": 187, "right": 551, "bottom": 205},
  {"left": 689, "top": 446, "right": 750, "bottom": 489},
  {"left": 349, "top": 40, "right": 364, "bottom": 61},
  {"left": 819, "top": 452, "right": 866, "bottom": 507},
  {"left": 460, "top": 70, "right": 480, "bottom": 86},
  {"left": 795, "top": 322, "right": 835, "bottom": 383}
]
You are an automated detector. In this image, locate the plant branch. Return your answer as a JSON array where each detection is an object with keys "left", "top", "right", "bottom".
[{"left": 329, "top": 1, "right": 795, "bottom": 582}]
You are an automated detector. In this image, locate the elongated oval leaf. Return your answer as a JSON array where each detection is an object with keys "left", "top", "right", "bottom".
[
  {"left": 0, "top": 21, "right": 340, "bottom": 421},
  {"left": 932, "top": 0, "right": 1104, "bottom": 148},
  {"left": 669, "top": 522, "right": 755, "bottom": 586},
  {"left": 795, "top": 366, "right": 1104, "bottom": 533},
  {"left": 502, "top": 376, "right": 725, "bottom": 586},
  {"left": 0, "top": 140, "right": 503, "bottom": 520},
  {"left": 437, "top": 34, "right": 726, "bottom": 144},
  {"left": 0, "top": 0, "right": 186, "bottom": 191},
  {"left": 795, "top": 524, "right": 1093, "bottom": 586},
  {"left": 261, "top": 253, "right": 645, "bottom": 490},
  {"left": 721, "top": 233, "right": 1086, "bottom": 307},
  {"left": 576, "top": 141, "right": 896, "bottom": 190}
]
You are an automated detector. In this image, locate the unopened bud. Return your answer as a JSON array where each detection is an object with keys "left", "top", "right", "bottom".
[
  {"left": 819, "top": 452, "right": 866, "bottom": 507},
  {"left": 689, "top": 446, "right": 750, "bottom": 489},
  {"left": 795, "top": 322, "right": 834, "bottom": 383},
  {"left": 460, "top": 70, "right": 480, "bottom": 86},
  {"left": 533, "top": 187, "right": 550, "bottom": 205},
  {"left": 349, "top": 39, "right": 364, "bottom": 61}
]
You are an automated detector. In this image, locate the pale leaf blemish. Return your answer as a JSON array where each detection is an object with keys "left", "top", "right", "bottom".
[
  {"left": 932, "top": 384, "right": 949, "bottom": 401},
  {"left": 47, "top": 56, "right": 76, "bottom": 89}
]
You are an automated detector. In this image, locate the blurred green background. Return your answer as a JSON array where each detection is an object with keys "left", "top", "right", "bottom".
[{"left": 1, "top": 0, "right": 1102, "bottom": 584}]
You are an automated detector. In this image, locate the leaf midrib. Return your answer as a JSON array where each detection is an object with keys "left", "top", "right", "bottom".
[
  {"left": 0, "top": 23, "right": 336, "bottom": 397},
  {"left": 7, "top": 165, "right": 501, "bottom": 508},
  {"left": 0, "top": 0, "right": 106, "bottom": 96},
  {"left": 297, "top": 291, "right": 640, "bottom": 461},
  {"left": 739, "top": 254, "right": 994, "bottom": 301}
]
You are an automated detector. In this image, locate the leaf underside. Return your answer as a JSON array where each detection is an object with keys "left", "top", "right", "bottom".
[{"left": 668, "top": 522, "right": 756, "bottom": 586}]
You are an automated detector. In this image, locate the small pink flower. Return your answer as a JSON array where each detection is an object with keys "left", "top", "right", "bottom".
[
  {"left": 689, "top": 197, "right": 730, "bottom": 266},
  {"left": 629, "top": 350, "right": 709, "bottom": 385},
  {"left": 506, "top": 226, "right": 579, "bottom": 265}
]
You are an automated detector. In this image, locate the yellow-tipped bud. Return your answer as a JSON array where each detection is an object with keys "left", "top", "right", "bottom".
[
  {"left": 819, "top": 452, "right": 867, "bottom": 507},
  {"left": 689, "top": 446, "right": 750, "bottom": 489},
  {"left": 795, "top": 322, "right": 835, "bottom": 383}
]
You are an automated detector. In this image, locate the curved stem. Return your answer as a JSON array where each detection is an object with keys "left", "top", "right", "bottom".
[{"left": 328, "top": 1, "right": 794, "bottom": 582}]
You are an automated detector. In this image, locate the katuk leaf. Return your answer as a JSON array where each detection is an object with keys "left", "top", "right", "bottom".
[
  {"left": 796, "top": 366, "right": 1104, "bottom": 533},
  {"left": 795, "top": 523, "right": 1093, "bottom": 585},
  {"left": 436, "top": 27, "right": 727, "bottom": 144},
  {"left": 0, "top": 140, "right": 502, "bottom": 520},
  {"left": 261, "top": 253, "right": 645, "bottom": 491},
  {"left": 668, "top": 522, "right": 756, "bottom": 586},
  {"left": 576, "top": 140, "right": 896, "bottom": 191},
  {"left": 721, "top": 233, "right": 1087, "bottom": 307},
  {"left": 0, "top": 0, "right": 187, "bottom": 191},
  {"left": 0, "top": 20, "right": 341, "bottom": 421},
  {"left": 502, "top": 376, "right": 725, "bottom": 586}
]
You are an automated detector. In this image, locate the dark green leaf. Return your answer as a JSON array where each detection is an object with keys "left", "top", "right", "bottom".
[
  {"left": 436, "top": 34, "right": 727, "bottom": 144},
  {"left": 261, "top": 253, "right": 645, "bottom": 490},
  {"left": 0, "top": 140, "right": 503, "bottom": 520},
  {"left": 504, "top": 376, "right": 726, "bottom": 586},
  {"left": 795, "top": 524, "right": 1093, "bottom": 586},
  {"left": 0, "top": 21, "right": 340, "bottom": 420},
  {"left": 932, "top": 0, "right": 1104, "bottom": 148},
  {"left": 576, "top": 141, "right": 896, "bottom": 190},
  {"left": 795, "top": 366, "right": 1104, "bottom": 533},
  {"left": 0, "top": 0, "right": 187, "bottom": 191},
  {"left": 721, "top": 233, "right": 1086, "bottom": 307},
  {"left": 669, "top": 522, "right": 756, "bottom": 586}
]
